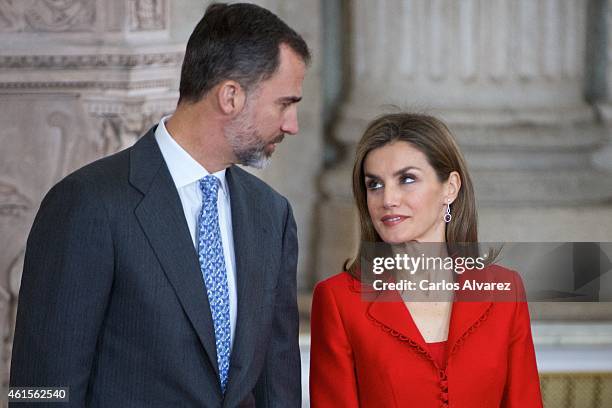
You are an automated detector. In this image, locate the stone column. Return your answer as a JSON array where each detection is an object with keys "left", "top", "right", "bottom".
[
  {"left": 317, "top": 0, "right": 612, "bottom": 284},
  {"left": 594, "top": 0, "right": 612, "bottom": 170},
  {"left": 246, "top": 0, "right": 324, "bottom": 292}
]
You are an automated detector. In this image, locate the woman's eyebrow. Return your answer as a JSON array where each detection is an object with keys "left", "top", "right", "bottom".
[
  {"left": 393, "top": 166, "right": 421, "bottom": 176},
  {"left": 364, "top": 166, "right": 421, "bottom": 179}
]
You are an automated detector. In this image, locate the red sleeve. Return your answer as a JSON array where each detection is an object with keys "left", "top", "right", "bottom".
[
  {"left": 501, "top": 273, "right": 543, "bottom": 408},
  {"left": 310, "top": 281, "right": 360, "bottom": 408}
]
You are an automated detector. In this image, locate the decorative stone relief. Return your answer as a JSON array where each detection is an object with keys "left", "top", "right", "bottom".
[
  {"left": 0, "top": 0, "right": 21, "bottom": 32},
  {"left": 129, "top": 0, "right": 165, "bottom": 31},
  {"left": 94, "top": 110, "right": 174, "bottom": 154},
  {"left": 24, "top": 0, "right": 95, "bottom": 32},
  {"left": 0, "top": 183, "right": 31, "bottom": 219},
  {"left": 0, "top": 95, "right": 105, "bottom": 395},
  {"left": 0, "top": 0, "right": 96, "bottom": 33}
]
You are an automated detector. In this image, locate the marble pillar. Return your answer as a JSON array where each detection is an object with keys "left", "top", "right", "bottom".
[
  {"left": 244, "top": 0, "right": 324, "bottom": 291},
  {"left": 594, "top": 0, "right": 612, "bottom": 170}
]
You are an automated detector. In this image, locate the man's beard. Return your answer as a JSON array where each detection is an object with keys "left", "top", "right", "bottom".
[{"left": 225, "top": 105, "right": 283, "bottom": 169}]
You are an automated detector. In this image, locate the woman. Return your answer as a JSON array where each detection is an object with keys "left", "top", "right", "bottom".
[{"left": 310, "top": 113, "right": 542, "bottom": 407}]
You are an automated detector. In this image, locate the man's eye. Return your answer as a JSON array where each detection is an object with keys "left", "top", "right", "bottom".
[
  {"left": 400, "top": 175, "right": 415, "bottom": 184},
  {"left": 366, "top": 180, "right": 383, "bottom": 190}
]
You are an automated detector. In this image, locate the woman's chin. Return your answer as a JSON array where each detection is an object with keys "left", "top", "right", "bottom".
[{"left": 381, "top": 236, "right": 413, "bottom": 245}]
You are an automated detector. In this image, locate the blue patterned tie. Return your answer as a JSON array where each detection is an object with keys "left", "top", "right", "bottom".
[{"left": 197, "top": 175, "right": 231, "bottom": 393}]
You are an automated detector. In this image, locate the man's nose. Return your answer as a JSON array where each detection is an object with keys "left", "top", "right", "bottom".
[{"left": 281, "top": 108, "right": 299, "bottom": 135}]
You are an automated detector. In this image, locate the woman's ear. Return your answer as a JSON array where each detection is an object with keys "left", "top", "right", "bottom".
[
  {"left": 446, "top": 171, "right": 461, "bottom": 204},
  {"left": 216, "top": 80, "right": 246, "bottom": 115}
]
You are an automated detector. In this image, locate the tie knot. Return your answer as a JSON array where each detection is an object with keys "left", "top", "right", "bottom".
[{"left": 199, "top": 175, "right": 220, "bottom": 199}]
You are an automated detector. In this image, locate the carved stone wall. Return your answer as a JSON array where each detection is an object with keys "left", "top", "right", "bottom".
[
  {"left": 0, "top": 0, "right": 180, "bottom": 153},
  {"left": 0, "top": 0, "right": 169, "bottom": 35},
  {"left": 0, "top": 0, "right": 181, "bottom": 397},
  {"left": 0, "top": 94, "right": 103, "bottom": 398},
  {"left": 0, "top": 0, "right": 96, "bottom": 33}
]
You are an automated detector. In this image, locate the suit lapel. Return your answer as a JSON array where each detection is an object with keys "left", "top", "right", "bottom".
[
  {"left": 224, "top": 166, "right": 274, "bottom": 399},
  {"left": 366, "top": 291, "right": 429, "bottom": 351},
  {"left": 447, "top": 272, "right": 493, "bottom": 355},
  {"left": 129, "top": 129, "right": 220, "bottom": 377},
  {"left": 447, "top": 301, "right": 492, "bottom": 355}
]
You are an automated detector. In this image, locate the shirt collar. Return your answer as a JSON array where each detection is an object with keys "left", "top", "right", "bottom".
[{"left": 154, "top": 115, "right": 228, "bottom": 194}]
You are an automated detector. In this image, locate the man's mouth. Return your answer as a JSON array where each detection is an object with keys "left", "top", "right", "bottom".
[{"left": 265, "top": 135, "right": 285, "bottom": 154}]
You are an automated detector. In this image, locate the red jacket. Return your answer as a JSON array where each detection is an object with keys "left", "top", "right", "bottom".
[{"left": 310, "top": 266, "right": 543, "bottom": 408}]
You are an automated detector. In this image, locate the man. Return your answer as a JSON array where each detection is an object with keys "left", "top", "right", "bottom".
[{"left": 10, "top": 3, "right": 310, "bottom": 407}]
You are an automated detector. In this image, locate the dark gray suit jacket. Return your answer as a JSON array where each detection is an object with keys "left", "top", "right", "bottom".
[{"left": 10, "top": 127, "right": 301, "bottom": 407}]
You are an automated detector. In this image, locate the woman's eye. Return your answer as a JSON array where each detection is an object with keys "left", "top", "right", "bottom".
[{"left": 366, "top": 180, "right": 383, "bottom": 190}]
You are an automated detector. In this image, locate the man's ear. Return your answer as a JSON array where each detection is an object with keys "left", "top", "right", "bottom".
[{"left": 216, "top": 80, "right": 246, "bottom": 115}]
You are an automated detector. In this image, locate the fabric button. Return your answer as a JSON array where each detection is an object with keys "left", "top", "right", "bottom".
[{"left": 440, "top": 392, "right": 449, "bottom": 402}]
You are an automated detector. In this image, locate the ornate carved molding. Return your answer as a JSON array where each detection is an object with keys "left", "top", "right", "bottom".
[
  {"left": 0, "top": 50, "right": 182, "bottom": 92},
  {"left": 0, "top": 79, "right": 176, "bottom": 90},
  {"left": 0, "top": 52, "right": 183, "bottom": 70}
]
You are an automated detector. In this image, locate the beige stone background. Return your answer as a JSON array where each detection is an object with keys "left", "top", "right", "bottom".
[{"left": 1, "top": 0, "right": 612, "bottom": 406}]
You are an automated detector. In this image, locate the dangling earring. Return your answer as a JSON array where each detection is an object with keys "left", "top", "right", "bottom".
[{"left": 444, "top": 199, "right": 452, "bottom": 223}]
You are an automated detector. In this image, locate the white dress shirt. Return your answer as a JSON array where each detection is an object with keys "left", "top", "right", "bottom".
[{"left": 155, "top": 116, "right": 237, "bottom": 350}]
